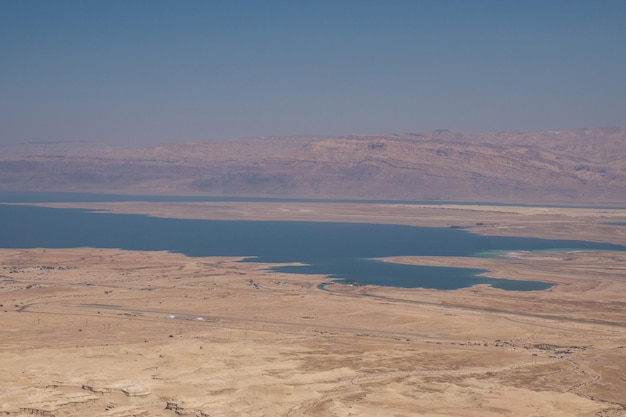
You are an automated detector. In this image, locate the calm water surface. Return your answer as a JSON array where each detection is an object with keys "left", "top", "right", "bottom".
[{"left": 2, "top": 204, "right": 624, "bottom": 291}]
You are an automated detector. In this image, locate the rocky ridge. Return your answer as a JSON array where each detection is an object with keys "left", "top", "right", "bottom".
[{"left": 1, "top": 127, "right": 625, "bottom": 205}]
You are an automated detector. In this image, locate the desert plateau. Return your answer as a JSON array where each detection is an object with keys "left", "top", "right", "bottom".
[{"left": 2, "top": 201, "right": 626, "bottom": 416}]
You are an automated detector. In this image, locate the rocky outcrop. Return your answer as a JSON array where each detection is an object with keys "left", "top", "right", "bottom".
[
  {"left": 165, "top": 400, "right": 210, "bottom": 417},
  {"left": 17, "top": 409, "right": 54, "bottom": 417}
]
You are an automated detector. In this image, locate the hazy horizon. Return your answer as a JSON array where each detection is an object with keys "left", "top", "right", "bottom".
[{"left": 2, "top": 1, "right": 625, "bottom": 146}]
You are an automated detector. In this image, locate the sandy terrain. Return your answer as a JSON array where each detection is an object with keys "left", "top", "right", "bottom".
[{"left": 2, "top": 202, "right": 626, "bottom": 416}]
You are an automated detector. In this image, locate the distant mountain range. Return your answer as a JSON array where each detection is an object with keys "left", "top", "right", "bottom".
[{"left": 2, "top": 127, "right": 625, "bottom": 205}]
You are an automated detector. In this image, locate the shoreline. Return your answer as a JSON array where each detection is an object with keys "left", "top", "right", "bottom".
[
  {"left": 2, "top": 202, "right": 626, "bottom": 415},
  {"left": 3, "top": 200, "right": 626, "bottom": 247}
]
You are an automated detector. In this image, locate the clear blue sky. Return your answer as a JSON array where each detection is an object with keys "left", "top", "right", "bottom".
[{"left": 1, "top": 0, "right": 625, "bottom": 145}]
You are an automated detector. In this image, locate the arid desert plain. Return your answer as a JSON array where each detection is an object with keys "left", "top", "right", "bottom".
[{"left": 2, "top": 201, "right": 626, "bottom": 417}]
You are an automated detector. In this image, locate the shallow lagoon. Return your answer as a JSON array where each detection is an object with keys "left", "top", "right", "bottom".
[{"left": 2, "top": 204, "right": 624, "bottom": 291}]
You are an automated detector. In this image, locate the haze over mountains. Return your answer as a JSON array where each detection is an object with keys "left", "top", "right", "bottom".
[{"left": 2, "top": 127, "right": 625, "bottom": 206}]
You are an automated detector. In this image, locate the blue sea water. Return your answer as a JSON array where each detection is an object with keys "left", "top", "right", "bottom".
[{"left": 1, "top": 204, "right": 623, "bottom": 291}]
